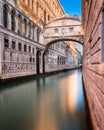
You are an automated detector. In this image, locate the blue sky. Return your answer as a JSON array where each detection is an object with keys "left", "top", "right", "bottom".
[
  {"left": 59, "top": 0, "right": 82, "bottom": 18},
  {"left": 59, "top": 0, "right": 83, "bottom": 54}
]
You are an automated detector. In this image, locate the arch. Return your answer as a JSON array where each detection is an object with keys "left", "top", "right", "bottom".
[
  {"left": 23, "top": 18, "right": 27, "bottom": 36},
  {"left": 11, "top": 10, "right": 16, "bottom": 31},
  {"left": 18, "top": 14, "right": 22, "bottom": 34},
  {"left": 36, "top": 50, "right": 41, "bottom": 74},
  {"left": 3, "top": 4, "right": 9, "bottom": 28},
  {"left": 43, "top": 14, "right": 84, "bottom": 48},
  {"left": 45, "top": 38, "right": 83, "bottom": 49},
  {"left": 42, "top": 52, "right": 47, "bottom": 74},
  {"left": 57, "top": 56, "right": 60, "bottom": 66},
  {"left": 28, "top": 22, "right": 31, "bottom": 38}
]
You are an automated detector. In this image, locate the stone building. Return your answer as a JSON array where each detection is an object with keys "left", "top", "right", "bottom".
[
  {"left": 17, "top": 0, "right": 65, "bottom": 27},
  {"left": 67, "top": 41, "right": 81, "bottom": 65},
  {"left": 0, "top": 0, "right": 80, "bottom": 79},
  {"left": 82, "top": 0, "right": 104, "bottom": 130}
]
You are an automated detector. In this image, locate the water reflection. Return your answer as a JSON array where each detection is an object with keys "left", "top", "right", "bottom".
[
  {"left": 0, "top": 69, "right": 88, "bottom": 130},
  {"left": 59, "top": 71, "right": 78, "bottom": 114}
]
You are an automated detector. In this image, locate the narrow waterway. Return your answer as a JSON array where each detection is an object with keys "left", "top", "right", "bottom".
[{"left": 0, "top": 69, "right": 89, "bottom": 130}]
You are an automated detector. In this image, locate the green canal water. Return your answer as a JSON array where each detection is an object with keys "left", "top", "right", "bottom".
[{"left": 0, "top": 69, "right": 90, "bottom": 130}]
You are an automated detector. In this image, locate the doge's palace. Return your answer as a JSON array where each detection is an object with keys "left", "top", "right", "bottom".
[{"left": 0, "top": 0, "right": 80, "bottom": 79}]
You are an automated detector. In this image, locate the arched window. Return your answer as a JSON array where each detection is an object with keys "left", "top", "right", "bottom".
[
  {"left": 28, "top": 22, "right": 31, "bottom": 38},
  {"left": 23, "top": 19, "right": 27, "bottom": 36},
  {"left": 18, "top": 15, "right": 22, "bottom": 34},
  {"left": 3, "top": 5, "right": 8, "bottom": 28},
  {"left": 11, "top": 10, "right": 15, "bottom": 31}
]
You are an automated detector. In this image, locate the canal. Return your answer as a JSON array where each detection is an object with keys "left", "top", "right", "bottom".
[{"left": 0, "top": 69, "right": 90, "bottom": 130}]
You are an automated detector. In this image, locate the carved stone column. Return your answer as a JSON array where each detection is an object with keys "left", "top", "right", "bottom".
[
  {"left": 44, "top": 50, "right": 48, "bottom": 73},
  {"left": 30, "top": 23, "right": 33, "bottom": 39},
  {"left": 9, "top": 38, "right": 12, "bottom": 49},
  {"left": 26, "top": 20, "right": 29, "bottom": 38},
  {"left": 40, "top": 50, "right": 44, "bottom": 74},
  {"left": 15, "top": 41, "right": 18, "bottom": 50},
  {"left": 34, "top": 47, "right": 37, "bottom": 74},
  {"left": 21, "top": 43, "right": 24, "bottom": 52},
  {"left": 21, "top": 16, "right": 24, "bottom": 35},
  {"left": 34, "top": 25, "right": 38, "bottom": 41},
  {"left": 27, "top": 44, "right": 29, "bottom": 53}
]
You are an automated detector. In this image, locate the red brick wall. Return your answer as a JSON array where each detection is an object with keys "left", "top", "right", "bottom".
[{"left": 83, "top": 0, "right": 104, "bottom": 130}]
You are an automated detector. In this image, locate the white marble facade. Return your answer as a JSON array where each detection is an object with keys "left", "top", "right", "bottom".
[{"left": 0, "top": 0, "right": 80, "bottom": 79}]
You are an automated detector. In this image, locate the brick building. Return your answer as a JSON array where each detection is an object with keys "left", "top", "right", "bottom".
[{"left": 82, "top": 0, "right": 104, "bottom": 129}]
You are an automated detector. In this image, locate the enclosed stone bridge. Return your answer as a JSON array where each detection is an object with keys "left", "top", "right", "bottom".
[{"left": 43, "top": 14, "right": 84, "bottom": 48}]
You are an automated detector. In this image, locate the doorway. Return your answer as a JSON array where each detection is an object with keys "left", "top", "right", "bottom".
[{"left": 36, "top": 50, "right": 41, "bottom": 74}]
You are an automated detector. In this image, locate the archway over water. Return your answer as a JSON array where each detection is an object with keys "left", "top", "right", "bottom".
[
  {"left": 43, "top": 14, "right": 84, "bottom": 48},
  {"left": 45, "top": 38, "right": 83, "bottom": 49}
]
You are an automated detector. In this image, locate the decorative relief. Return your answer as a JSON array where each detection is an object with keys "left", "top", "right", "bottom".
[{"left": 2, "top": 62, "right": 36, "bottom": 76}]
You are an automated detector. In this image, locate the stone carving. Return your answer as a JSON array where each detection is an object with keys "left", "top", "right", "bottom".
[{"left": 2, "top": 63, "right": 36, "bottom": 76}]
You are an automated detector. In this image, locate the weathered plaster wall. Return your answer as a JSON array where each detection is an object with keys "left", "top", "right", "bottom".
[{"left": 83, "top": 0, "right": 104, "bottom": 129}]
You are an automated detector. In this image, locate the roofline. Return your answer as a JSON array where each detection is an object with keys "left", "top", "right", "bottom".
[
  {"left": 57, "top": 0, "right": 65, "bottom": 14},
  {"left": 45, "top": 15, "right": 81, "bottom": 26}
]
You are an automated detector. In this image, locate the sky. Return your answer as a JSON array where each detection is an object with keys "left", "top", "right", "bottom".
[
  {"left": 59, "top": 0, "right": 83, "bottom": 54},
  {"left": 59, "top": 0, "right": 82, "bottom": 18}
]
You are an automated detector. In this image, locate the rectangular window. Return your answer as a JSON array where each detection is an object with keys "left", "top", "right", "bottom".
[
  {"left": 4, "top": 38, "right": 9, "bottom": 48},
  {"left": 29, "top": 46, "right": 31, "bottom": 53},
  {"left": 24, "top": 45, "right": 27, "bottom": 52},
  {"left": 12, "top": 41, "right": 16, "bottom": 49},
  {"left": 18, "top": 43, "right": 22, "bottom": 51},
  {"left": 33, "top": 48, "right": 34, "bottom": 54},
  {"left": 54, "top": 28, "right": 58, "bottom": 33},
  {"left": 69, "top": 26, "right": 74, "bottom": 31}
]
